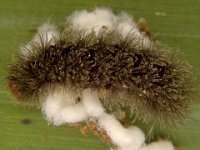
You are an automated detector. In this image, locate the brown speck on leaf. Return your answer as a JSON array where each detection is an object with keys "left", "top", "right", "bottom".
[{"left": 20, "top": 118, "right": 32, "bottom": 125}]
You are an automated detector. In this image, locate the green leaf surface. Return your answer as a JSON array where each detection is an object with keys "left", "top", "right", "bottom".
[{"left": 0, "top": 0, "right": 199, "bottom": 150}]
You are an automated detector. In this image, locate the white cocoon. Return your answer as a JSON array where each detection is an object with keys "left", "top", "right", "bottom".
[
  {"left": 42, "top": 88, "right": 88, "bottom": 126},
  {"left": 42, "top": 95, "right": 65, "bottom": 126},
  {"left": 68, "top": 8, "right": 117, "bottom": 34},
  {"left": 82, "top": 89, "right": 104, "bottom": 118},
  {"left": 140, "top": 141, "right": 175, "bottom": 150},
  {"left": 68, "top": 7, "right": 146, "bottom": 39},
  {"left": 59, "top": 103, "right": 89, "bottom": 124},
  {"left": 98, "top": 113, "right": 145, "bottom": 148},
  {"left": 34, "top": 22, "right": 59, "bottom": 44},
  {"left": 118, "top": 126, "right": 145, "bottom": 150},
  {"left": 116, "top": 12, "right": 141, "bottom": 38},
  {"left": 21, "top": 22, "right": 59, "bottom": 55}
]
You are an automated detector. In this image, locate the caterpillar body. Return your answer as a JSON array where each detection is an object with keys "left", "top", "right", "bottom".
[{"left": 7, "top": 25, "right": 193, "bottom": 127}]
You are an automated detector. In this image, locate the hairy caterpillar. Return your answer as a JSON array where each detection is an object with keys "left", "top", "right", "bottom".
[{"left": 7, "top": 24, "right": 193, "bottom": 127}]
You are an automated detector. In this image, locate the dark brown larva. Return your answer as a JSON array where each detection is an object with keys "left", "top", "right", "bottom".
[{"left": 7, "top": 27, "right": 193, "bottom": 127}]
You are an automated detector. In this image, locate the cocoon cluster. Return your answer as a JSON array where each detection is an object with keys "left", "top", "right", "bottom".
[
  {"left": 68, "top": 8, "right": 141, "bottom": 37},
  {"left": 41, "top": 85, "right": 174, "bottom": 150}
]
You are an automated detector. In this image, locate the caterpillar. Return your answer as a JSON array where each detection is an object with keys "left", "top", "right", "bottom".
[{"left": 7, "top": 24, "right": 193, "bottom": 127}]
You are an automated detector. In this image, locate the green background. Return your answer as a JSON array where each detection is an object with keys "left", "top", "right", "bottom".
[{"left": 0, "top": 0, "right": 199, "bottom": 150}]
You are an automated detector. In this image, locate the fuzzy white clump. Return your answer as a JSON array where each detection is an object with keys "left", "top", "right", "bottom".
[
  {"left": 42, "top": 96, "right": 65, "bottom": 126},
  {"left": 59, "top": 103, "right": 89, "bottom": 124},
  {"left": 98, "top": 113, "right": 145, "bottom": 149},
  {"left": 121, "top": 126, "right": 145, "bottom": 150},
  {"left": 33, "top": 22, "right": 59, "bottom": 44},
  {"left": 116, "top": 12, "right": 141, "bottom": 38},
  {"left": 21, "top": 22, "right": 59, "bottom": 55},
  {"left": 42, "top": 88, "right": 88, "bottom": 126},
  {"left": 140, "top": 141, "right": 175, "bottom": 150},
  {"left": 42, "top": 88, "right": 105, "bottom": 125},
  {"left": 68, "top": 8, "right": 117, "bottom": 34},
  {"left": 68, "top": 7, "right": 146, "bottom": 39},
  {"left": 82, "top": 89, "right": 104, "bottom": 118}
]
